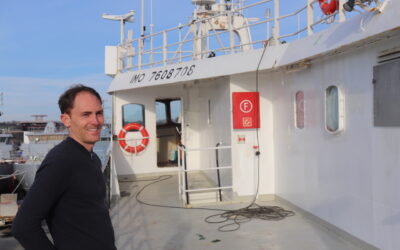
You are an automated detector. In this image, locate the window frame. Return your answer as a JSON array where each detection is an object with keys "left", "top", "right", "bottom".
[
  {"left": 170, "top": 99, "right": 182, "bottom": 125},
  {"left": 122, "top": 103, "right": 145, "bottom": 128},
  {"left": 156, "top": 99, "right": 182, "bottom": 128},
  {"left": 156, "top": 101, "right": 168, "bottom": 126}
]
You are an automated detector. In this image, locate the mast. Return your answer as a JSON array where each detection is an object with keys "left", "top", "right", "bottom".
[{"left": 141, "top": 0, "right": 145, "bottom": 37}]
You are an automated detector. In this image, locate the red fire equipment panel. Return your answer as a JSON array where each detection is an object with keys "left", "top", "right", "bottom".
[{"left": 232, "top": 92, "right": 260, "bottom": 129}]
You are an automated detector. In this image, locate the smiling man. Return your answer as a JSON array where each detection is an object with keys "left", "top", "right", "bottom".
[{"left": 12, "top": 85, "right": 116, "bottom": 250}]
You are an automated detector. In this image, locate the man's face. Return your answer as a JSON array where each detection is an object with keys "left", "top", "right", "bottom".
[{"left": 61, "top": 91, "right": 104, "bottom": 151}]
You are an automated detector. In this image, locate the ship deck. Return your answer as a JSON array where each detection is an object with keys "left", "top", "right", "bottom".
[
  {"left": 111, "top": 173, "right": 366, "bottom": 250},
  {"left": 0, "top": 172, "right": 370, "bottom": 250}
]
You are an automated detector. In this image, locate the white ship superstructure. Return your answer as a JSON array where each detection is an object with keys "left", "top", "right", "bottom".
[{"left": 104, "top": 1, "right": 400, "bottom": 249}]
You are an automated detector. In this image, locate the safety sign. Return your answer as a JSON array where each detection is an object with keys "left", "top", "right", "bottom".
[{"left": 232, "top": 92, "right": 260, "bottom": 129}]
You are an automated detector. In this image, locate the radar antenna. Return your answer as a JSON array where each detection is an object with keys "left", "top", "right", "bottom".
[{"left": 102, "top": 10, "right": 135, "bottom": 44}]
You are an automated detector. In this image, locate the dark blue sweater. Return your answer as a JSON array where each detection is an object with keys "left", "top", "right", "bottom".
[{"left": 12, "top": 137, "right": 116, "bottom": 250}]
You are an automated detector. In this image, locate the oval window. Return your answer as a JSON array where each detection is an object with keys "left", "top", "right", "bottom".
[
  {"left": 295, "top": 91, "right": 305, "bottom": 129},
  {"left": 325, "top": 85, "right": 344, "bottom": 133}
]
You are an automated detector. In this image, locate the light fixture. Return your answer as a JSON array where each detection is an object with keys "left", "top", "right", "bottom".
[{"left": 343, "top": 0, "right": 355, "bottom": 12}]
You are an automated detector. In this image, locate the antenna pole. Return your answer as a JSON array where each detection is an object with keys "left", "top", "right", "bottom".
[
  {"left": 141, "top": 0, "right": 145, "bottom": 37},
  {"left": 150, "top": 0, "right": 154, "bottom": 64},
  {"left": 120, "top": 20, "right": 125, "bottom": 44}
]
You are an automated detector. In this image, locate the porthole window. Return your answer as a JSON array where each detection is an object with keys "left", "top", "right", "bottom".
[
  {"left": 325, "top": 85, "right": 344, "bottom": 134},
  {"left": 295, "top": 91, "right": 305, "bottom": 129},
  {"left": 122, "top": 104, "right": 145, "bottom": 127}
]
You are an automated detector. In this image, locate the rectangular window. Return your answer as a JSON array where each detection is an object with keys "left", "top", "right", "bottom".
[
  {"left": 122, "top": 104, "right": 145, "bottom": 127},
  {"left": 170, "top": 100, "right": 182, "bottom": 124},
  {"left": 156, "top": 102, "right": 167, "bottom": 125}
]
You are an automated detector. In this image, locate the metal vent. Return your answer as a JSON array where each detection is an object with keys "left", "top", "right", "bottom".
[{"left": 377, "top": 46, "right": 400, "bottom": 64}]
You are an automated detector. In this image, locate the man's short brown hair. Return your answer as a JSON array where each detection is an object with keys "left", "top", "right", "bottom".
[{"left": 58, "top": 84, "right": 102, "bottom": 114}]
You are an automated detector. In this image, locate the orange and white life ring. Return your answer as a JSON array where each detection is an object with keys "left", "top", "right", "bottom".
[
  {"left": 118, "top": 123, "right": 149, "bottom": 153},
  {"left": 318, "top": 0, "right": 338, "bottom": 15}
]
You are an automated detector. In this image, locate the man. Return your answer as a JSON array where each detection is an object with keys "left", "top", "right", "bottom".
[{"left": 12, "top": 85, "right": 116, "bottom": 250}]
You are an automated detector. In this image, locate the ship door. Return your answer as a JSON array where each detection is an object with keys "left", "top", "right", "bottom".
[{"left": 156, "top": 99, "right": 182, "bottom": 167}]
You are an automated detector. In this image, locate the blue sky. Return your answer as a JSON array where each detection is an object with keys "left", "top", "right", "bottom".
[
  {"left": 0, "top": 0, "right": 325, "bottom": 122},
  {"left": 0, "top": 0, "right": 197, "bottom": 122}
]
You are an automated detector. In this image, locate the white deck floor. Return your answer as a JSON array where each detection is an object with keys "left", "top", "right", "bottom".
[
  {"left": 0, "top": 172, "right": 371, "bottom": 250},
  {"left": 111, "top": 174, "right": 366, "bottom": 250}
]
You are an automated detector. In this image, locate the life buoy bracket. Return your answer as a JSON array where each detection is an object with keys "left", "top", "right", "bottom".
[{"left": 118, "top": 123, "right": 149, "bottom": 153}]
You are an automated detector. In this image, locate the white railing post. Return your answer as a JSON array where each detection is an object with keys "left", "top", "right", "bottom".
[
  {"left": 228, "top": 11, "right": 235, "bottom": 54},
  {"left": 178, "top": 23, "right": 183, "bottom": 63},
  {"left": 307, "top": 0, "right": 314, "bottom": 35},
  {"left": 193, "top": 22, "right": 198, "bottom": 60},
  {"left": 266, "top": 8, "right": 271, "bottom": 39},
  {"left": 163, "top": 31, "right": 168, "bottom": 66},
  {"left": 150, "top": 24, "right": 154, "bottom": 66},
  {"left": 273, "top": 0, "right": 280, "bottom": 42},
  {"left": 339, "top": 0, "right": 346, "bottom": 22},
  {"left": 127, "top": 30, "right": 133, "bottom": 69},
  {"left": 178, "top": 147, "right": 182, "bottom": 195},
  {"left": 182, "top": 147, "right": 187, "bottom": 203},
  {"left": 138, "top": 38, "right": 143, "bottom": 70}
]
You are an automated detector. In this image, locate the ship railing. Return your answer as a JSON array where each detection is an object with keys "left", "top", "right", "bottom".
[
  {"left": 177, "top": 144, "right": 232, "bottom": 206},
  {"left": 103, "top": 140, "right": 119, "bottom": 209},
  {"left": 103, "top": 156, "right": 112, "bottom": 209},
  {"left": 116, "top": 0, "right": 380, "bottom": 72},
  {"left": 111, "top": 136, "right": 150, "bottom": 155},
  {"left": 105, "top": 135, "right": 167, "bottom": 207},
  {"left": 0, "top": 169, "right": 26, "bottom": 194}
]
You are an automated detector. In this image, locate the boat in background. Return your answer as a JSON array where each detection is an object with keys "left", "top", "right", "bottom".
[
  {"left": 13, "top": 121, "right": 68, "bottom": 191},
  {"left": 0, "top": 115, "right": 22, "bottom": 196},
  {"left": 0, "top": 134, "right": 13, "bottom": 161},
  {"left": 14, "top": 123, "right": 111, "bottom": 191}
]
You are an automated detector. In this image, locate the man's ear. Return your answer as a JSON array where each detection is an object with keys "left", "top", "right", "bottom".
[{"left": 60, "top": 113, "right": 71, "bottom": 128}]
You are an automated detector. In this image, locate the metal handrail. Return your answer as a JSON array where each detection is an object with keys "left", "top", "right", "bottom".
[
  {"left": 103, "top": 156, "right": 112, "bottom": 209},
  {"left": 116, "top": 0, "right": 383, "bottom": 71},
  {"left": 215, "top": 142, "right": 222, "bottom": 202},
  {"left": 180, "top": 144, "right": 190, "bottom": 205},
  {"left": 177, "top": 144, "right": 232, "bottom": 205},
  {"left": 180, "top": 166, "right": 232, "bottom": 172},
  {"left": 183, "top": 186, "right": 233, "bottom": 193}
]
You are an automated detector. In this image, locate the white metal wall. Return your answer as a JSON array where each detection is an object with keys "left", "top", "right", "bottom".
[
  {"left": 113, "top": 84, "right": 185, "bottom": 175},
  {"left": 112, "top": 78, "right": 232, "bottom": 178},
  {"left": 266, "top": 37, "right": 400, "bottom": 250},
  {"left": 230, "top": 73, "right": 276, "bottom": 197},
  {"left": 195, "top": 78, "right": 232, "bottom": 186}
]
